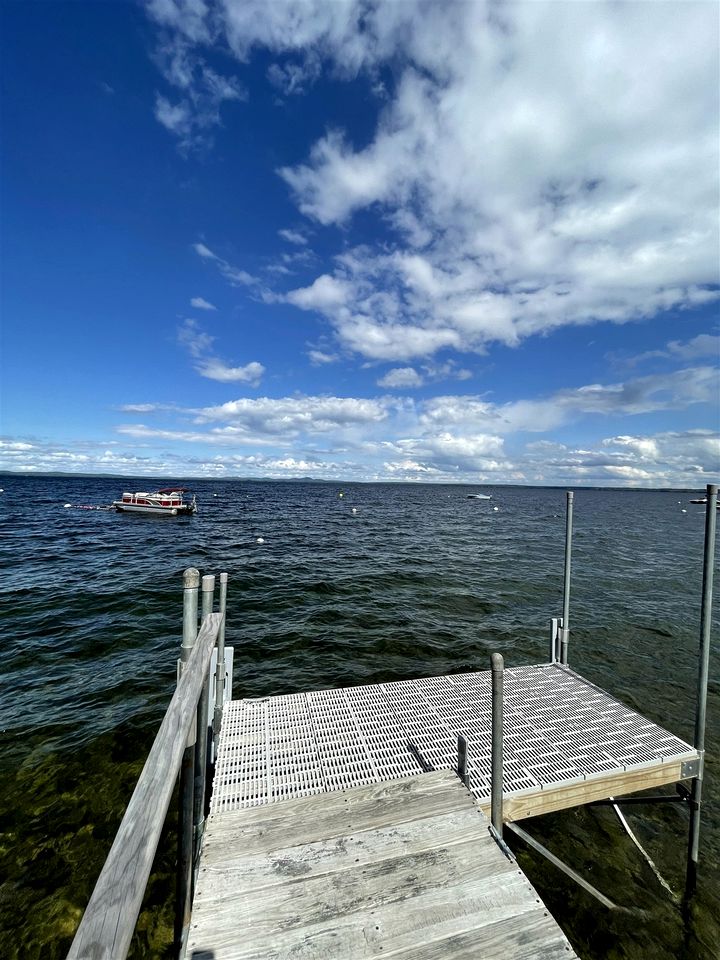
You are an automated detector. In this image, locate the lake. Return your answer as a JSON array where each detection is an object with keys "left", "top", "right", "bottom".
[{"left": 0, "top": 474, "right": 717, "bottom": 958}]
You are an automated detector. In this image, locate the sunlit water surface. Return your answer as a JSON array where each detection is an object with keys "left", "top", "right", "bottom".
[{"left": 0, "top": 476, "right": 718, "bottom": 958}]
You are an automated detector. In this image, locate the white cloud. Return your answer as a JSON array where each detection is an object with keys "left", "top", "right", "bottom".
[
  {"left": 196, "top": 358, "right": 265, "bottom": 384},
  {"left": 193, "top": 395, "right": 391, "bottom": 433},
  {"left": 193, "top": 242, "right": 258, "bottom": 286},
  {"left": 278, "top": 228, "right": 308, "bottom": 245},
  {"left": 177, "top": 318, "right": 265, "bottom": 385},
  {"left": 307, "top": 349, "right": 338, "bottom": 365},
  {"left": 148, "top": 1, "right": 720, "bottom": 360},
  {"left": 191, "top": 296, "right": 217, "bottom": 310},
  {"left": 377, "top": 367, "right": 423, "bottom": 389},
  {"left": 285, "top": 273, "right": 353, "bottom": 311}
]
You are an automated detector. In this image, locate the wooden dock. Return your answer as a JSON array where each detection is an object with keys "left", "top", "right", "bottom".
[
  {"left": 188, "top": 769, "right": 578, "bottom": 959},
  {"left": 183, "top": 661, "right": 698, "bottom": 958},
  {"left": 65, "top": 485, "right": 717, "bottom": 960},
  {"left": 211, "top": 663, "right": 699, "bottom": 823}
]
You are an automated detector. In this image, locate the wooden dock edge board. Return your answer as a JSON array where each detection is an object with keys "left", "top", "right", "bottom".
[
  {"left": 479, "top": 755, "right": 696, "bottom": 821},
  {"left": 189, "top": 771, "right": 579, "bottom": 960}
]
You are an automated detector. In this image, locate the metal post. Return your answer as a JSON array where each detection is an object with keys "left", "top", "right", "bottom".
[
  {"left": 193, "top": 575, "right": 215, "bottom": 863},
  {"left": 685, "top": 483, "right": 717, "bottom": 901},
  {"left": 457, "top": 735, "right": 469, "bottom": 790},
  {"left": 560, "top": 491, "right": 574, "bottom": 665},
  {"left": 175, "top": 568, "right": 199, "bottom": 955},
  {"left": 491, "top": 652, "right": 504, "bottom": 834},
  {"left": 182, "top": 567, "right": 200, "bottom": 656},
  {"left": 549, "top": 617, "right": 561, "bottom": 663},
  {"left": 213, "top": 572, "right": 228, "bottom": 736}
]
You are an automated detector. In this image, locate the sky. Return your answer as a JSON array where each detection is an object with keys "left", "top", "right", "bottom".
[{"left": 1, "top": 0, "right": 718, "bottom": 487}]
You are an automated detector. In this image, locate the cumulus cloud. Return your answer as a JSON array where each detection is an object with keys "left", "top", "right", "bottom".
[
  {"left": 196, "top": 359, "right": 265, "bottom": 384},
  {"left": 193, "top": 395, "right": 391, "bottom": 433},
  {"left": 148, "top": 1, "right": 719, "bottom": 361},
  {"left": 377, "top": 367, "right": 423, "bottom": 389}
]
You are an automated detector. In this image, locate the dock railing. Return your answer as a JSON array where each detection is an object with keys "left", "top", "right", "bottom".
[{"left": 66, "top": 569, "right": 228, "bottom": 960}]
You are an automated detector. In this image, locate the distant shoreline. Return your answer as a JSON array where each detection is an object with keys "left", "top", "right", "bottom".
[{"left": 0, "top": 469, "right": 710, "bottom": 492}]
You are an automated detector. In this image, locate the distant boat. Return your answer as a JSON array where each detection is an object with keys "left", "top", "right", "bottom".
[
  {"left": 112, "top": 488, "right": 197, "bottom": 516},
  {"left": 467, "top": 493, "right": 492, "bottom": 500},
  {"left": 689, "top": 498, "right": 720, "bottom": 508}
]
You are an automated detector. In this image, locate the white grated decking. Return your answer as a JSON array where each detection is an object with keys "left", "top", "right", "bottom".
[{"left": 212, "top": 663, "right": 697, "bottom": 820}]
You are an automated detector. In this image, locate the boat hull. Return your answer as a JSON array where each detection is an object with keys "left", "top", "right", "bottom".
[{"left": 112, "top": 502, "right": 193, "bottom": 516}]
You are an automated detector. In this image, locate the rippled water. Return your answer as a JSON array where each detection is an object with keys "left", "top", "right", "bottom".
[{"left": 1, "top": 475, "right": 718, "bottom": 958}]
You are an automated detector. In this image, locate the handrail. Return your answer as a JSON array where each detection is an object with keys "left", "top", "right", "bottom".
[{"left": 67, "top": 611, "right": 223, "bottom": 960}]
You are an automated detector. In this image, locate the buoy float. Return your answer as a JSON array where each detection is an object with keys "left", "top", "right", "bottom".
[
  {"left": 493, "top": 506, "right": 499, "bottom": 511},
  {"left": 352, "top": 507, "right": 358, "bottom": 514},
  {"left": 256, "top": 537, "right": 265, "bottom": 544}
]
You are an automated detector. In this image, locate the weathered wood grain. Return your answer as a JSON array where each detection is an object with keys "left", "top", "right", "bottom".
[
  {"left": 66, "top": 612, "right": 223, "bottom": 960},
  {"left": 202, "top": 771, "right": 478, "bottom": 855},
  {"left": 485, "top": 758, "right": 689, "bottom": 822},
  {"left": 187, "top": 770, "right": 577, "bottom": 960}
]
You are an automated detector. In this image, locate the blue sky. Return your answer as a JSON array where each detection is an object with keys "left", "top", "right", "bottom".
[{"left": 1, "top": 0, "right": 718, "bottom": 486}]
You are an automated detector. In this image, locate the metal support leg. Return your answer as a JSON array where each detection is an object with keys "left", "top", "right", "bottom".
[
  {"left": 490, "top": 652, "right": 504, "bottom": 835},
  {"left": 685, "top": 483, "right": 717, "bottom": 901},
  {"left": 561, "top": 491, "right": 573, "bottom": 665}
]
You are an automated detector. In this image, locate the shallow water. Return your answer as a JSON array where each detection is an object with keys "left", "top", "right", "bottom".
[{"left": 0, "top": 476, "right": 718, "bottom": 958}]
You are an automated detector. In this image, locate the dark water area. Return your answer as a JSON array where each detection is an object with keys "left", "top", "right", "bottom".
[{"left": 0, "top": 474, "right": 718, "bottom": 959}]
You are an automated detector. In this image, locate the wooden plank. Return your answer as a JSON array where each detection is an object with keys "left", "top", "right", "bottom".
[
  {"left": 483, "top": 757, "right": 690, "bottom": 821},
  {"left": 203, "top": 771, "right": 478, "bottom": 855},
  {"left": 188, "top": 771, "right": 577, "bottom": 959},
  {"left": 188, "top": 874, "right": 555, "bottom": 959},
  {"left": 197, "top": 808, "right": 492, "bottom": 888},
  {"left": 67, "top": 613, "right": 223, "bottom": 960}
]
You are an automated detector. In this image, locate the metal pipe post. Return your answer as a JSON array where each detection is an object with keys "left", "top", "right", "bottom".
[
  {"left": 193, "top": 575, "right": 215, "bottom": 862},
  {"left": 175, "top": 568, "right": 199, "bottom": 955},
  {"left": 457, "top": 734, "right": 469, "bottom": 790},
  {"left": 549, "top": 617, "right": 560, "bottom": 663},
  {"left": 685, "top": 483, "right": 717, "bottom": 901},
  {"left": 491, "top": 652, "right": 504, "bottom": 834},
  {"left": 213, "top": 572, "right": 228, "bottom": 736},
  {"left": 181, "top": 567, "right": 200, "bottom": 660},
  {"left": 560, "top": 491, "right": 574, "bottom": 665}
]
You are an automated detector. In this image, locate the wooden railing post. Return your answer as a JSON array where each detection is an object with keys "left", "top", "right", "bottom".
[
  {"left": 175, "top": 567, "right": 199, "bottom": 956},
  {"left": 67, "top": 613, "right": 222, "bottom": 960},
  {"left": 193, "top": 575, "right": 215, "bottom": 865}
]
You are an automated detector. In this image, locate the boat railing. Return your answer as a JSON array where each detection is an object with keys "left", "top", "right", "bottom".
[{"left": 66, "top": 569, "right": 229, "bottom": 960}]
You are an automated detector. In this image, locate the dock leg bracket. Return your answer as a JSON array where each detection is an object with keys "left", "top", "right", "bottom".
[{"left": 507, "top": 822, "right": 626, "bottom": 913}]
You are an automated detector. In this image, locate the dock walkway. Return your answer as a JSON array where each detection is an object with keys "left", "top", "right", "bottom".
[
  {"left": 211, "top": 662, "right": 698, "bottom": 823},
  {"left": 188, "top": 769, "right": 578, "bottom": 959}
]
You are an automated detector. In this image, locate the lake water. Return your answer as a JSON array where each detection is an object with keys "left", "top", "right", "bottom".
[{"left": 0, "top": 475, "right": 718, "bottom": 958}]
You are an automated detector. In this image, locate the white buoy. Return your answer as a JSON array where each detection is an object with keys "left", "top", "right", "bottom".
[
  {"left": 493, "top": 506, "right": 499, "bottom": 511},
  {"left": 352, "top": 507, "right": 358, "bottom": 514},
  {"left": 64, "top": 503, "right": 71, "bottom": 508},
  {"left": 213, "top": 493, "right": 218, "bottom": 497},
  {"left": 682, "top": 509, "right": 687, "bottom": 513},
  {"left": 256, "top": 537, "right": 265, "bottom": 544}
]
